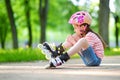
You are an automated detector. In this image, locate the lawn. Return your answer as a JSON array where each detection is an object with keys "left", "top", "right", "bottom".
[
  {"left": 0, "top": 48, "right": 46, "bottom": 63},
  {"left": 0, "top": 48, "right": 120, "bottom": 63}
]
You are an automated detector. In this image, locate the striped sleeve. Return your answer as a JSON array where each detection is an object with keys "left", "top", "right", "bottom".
[{"left": 85, "top": 32, "right": 104, "bottom": 59}]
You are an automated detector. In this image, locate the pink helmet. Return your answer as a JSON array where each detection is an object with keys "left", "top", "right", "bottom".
[{"left": 68, "top": 11, "right": 92, "bottom": 25}]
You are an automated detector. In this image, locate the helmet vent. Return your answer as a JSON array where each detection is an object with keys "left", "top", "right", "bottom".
[
  {"left": 76, "top": 13, "right": 80, "bottom": 15},
  {"left": 82, "top": 13, "right": 85, "bottom": 15}
]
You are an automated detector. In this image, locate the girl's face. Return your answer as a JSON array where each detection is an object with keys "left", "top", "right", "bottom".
[{"left": 72, "top": 23, "right": 86, "bottom": 36}]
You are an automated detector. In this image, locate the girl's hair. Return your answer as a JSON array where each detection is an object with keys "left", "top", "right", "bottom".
[{"left": 83, "top": 23, "right": 107, "bottom": 49}]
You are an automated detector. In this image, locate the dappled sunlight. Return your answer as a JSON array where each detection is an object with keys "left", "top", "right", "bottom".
[{"left": 112, "top": 48, "right": 120, "bottom": 52}]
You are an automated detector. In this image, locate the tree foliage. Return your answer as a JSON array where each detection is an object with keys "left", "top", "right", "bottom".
[{"left": 0, "top": 0, "right": 115, "bottom": 49}]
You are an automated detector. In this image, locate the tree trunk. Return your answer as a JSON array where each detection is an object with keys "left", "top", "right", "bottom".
[
  {"left": 25, "top": 0, "right": 32, "bottom": 47},
  {"left": 114, "top": 15, "right": 119, "bottom": 47},
  {"left": 0, "top": 16, "right": 8, "bottom": 49},
  {"left": 0, "top": 28, "right": 8, "bottom": 49},
  {"left": 5, "top": 0, "right": 18, "bottom": 49},
  {"left": 98, "top": 0, "right": 110, "bottom": 46},
  {"left": 1, "top": 40, "right": 5, "bottom": 49},
  {"left": 0, "top": 31, "right": 5, "bottom": 49},
  {"left": 39, "top": 0, "right": 48, "bottom": 43}
]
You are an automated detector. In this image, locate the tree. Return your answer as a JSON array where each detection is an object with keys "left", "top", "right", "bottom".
[
  {"left": 114, "top": 14, "right": 119, "bottom": 47},
  {"left": 39, "top": 0, "right": 48, "bottom": 43},
  {"left": 0, "top": 0, "right": 9, "bottom": 49},
  {"left": 113, "top": 0, "right": 120, "bottom": 47},
  {"left": 5, "top": 0, "right": 18, "bottom": 49},
  {"left": 24, "top": 0, "right": 32, "bottom": 47},
  {"left": 98, "top": 0, "right": 110, "bottom": 46},
  {"left": 0, "top": 14, "right": 8, "bottom": 49}
]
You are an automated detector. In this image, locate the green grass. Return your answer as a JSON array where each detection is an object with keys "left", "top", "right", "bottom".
[
  {"left": 105, "top": 48, "right": 120, "bottom": 56},
  {"left": 0, "top": 48, "right": 120, "bottom": 63},
  {"left": 0, "top": 48, "right": 46, "bottom": 63}
]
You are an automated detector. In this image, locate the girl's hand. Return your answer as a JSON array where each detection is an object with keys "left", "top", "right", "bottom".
[
  {"left": 72, "top": 33, "right": 81, "bottom": 41},
  {"left": 66, "top": 34, "right": 77, "bottom": 45},
  {"left": 62, "top": 35, "right": 75, "bottom": 49},
  {"left": 62, "top": 33, "right": 81, "bottom": 49}
]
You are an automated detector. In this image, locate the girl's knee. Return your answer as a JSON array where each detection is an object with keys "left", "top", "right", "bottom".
[
  {"left": 79, "top": 38, "right": 88, "bottom": 44},
  {"left": 78, "top": 38, "right": 89, "bottom": 49}
]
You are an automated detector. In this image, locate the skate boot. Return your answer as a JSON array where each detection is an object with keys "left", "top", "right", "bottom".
[
  {"left": 42, "top": 42, "right": 65, "bottom": 58},
  {"left": 45, "top": 53, "right": 70, "bottom": 69}
]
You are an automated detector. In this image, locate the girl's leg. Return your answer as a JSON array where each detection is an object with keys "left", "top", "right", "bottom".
[
  {"left": 67, "top": 38, "right": 101, "bottom": 66},
  {"left": 49, "top": 38, "right": 101, "bottom": 67},
  {"left": 49, "top": 38, "right": 89, "bottom": 67},
  {"left": 67, "top": 38, "right": 89, "bottom": 56}
]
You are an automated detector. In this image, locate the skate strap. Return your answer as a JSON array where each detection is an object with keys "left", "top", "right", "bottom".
[{"left": 50, "top": 57, "right": 63, "bottom": 66}]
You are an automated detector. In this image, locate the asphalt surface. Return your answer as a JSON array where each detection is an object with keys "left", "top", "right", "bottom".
[{"left": 0, "top": 56, "right": 120, "bottom": 80}]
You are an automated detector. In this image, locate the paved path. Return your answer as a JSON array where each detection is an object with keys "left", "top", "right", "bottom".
[{"left": 0, "top": 56, "right": 120, "bottom": 80}]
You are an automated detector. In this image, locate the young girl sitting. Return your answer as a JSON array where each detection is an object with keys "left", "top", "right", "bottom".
[{"left": 42, "top": 11, "right": 106, "bottom": 68}]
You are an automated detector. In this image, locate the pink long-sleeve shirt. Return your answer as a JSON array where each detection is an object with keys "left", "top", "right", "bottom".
[{"left": 85, "top": 32, "right": 104, "bottom": 59}]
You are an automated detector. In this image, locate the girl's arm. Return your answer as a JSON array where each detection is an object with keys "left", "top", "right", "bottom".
[{"left": 62, "top": 33, "right": 82, "bottom": 49}]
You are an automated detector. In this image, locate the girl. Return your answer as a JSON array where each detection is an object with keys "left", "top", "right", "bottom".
[{"left": 43, "top": 11, "right": 106, "bottom": 68}]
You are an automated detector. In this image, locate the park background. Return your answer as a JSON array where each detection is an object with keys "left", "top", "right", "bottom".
[{"left": 0, "top": 0, "right": 120, "bottom": 62}]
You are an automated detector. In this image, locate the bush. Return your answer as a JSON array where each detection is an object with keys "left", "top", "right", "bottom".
[{"left": 0, "top": 48, "right": 46, "bottom": 63}]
